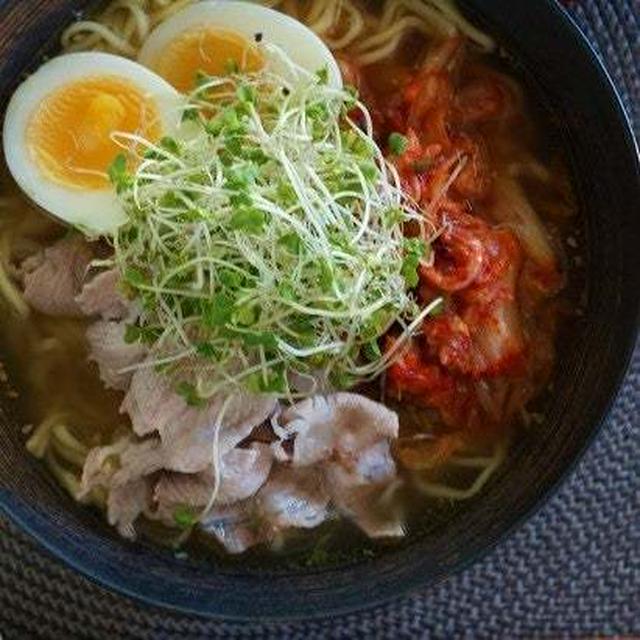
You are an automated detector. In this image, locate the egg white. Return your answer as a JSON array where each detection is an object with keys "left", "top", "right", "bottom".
[
  {"left": 138, "top": 1, "right": 343, "bottom": 89},
  {"left": 3, "top": 52, "right": 181, "bottom": 236}
]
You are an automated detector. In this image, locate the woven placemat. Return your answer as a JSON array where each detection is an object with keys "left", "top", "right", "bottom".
[{"left": 1, "top": 1, "right": 639, "bottom": 638}]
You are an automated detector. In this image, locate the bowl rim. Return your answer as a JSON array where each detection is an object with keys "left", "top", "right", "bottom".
[{"left": 1, "top": 0, "right": 639, "bottom": 622}]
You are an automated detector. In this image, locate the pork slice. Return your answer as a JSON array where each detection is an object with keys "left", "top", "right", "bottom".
[
  {"left": 81, "top": 436, "right": 165, "bottom": 494},
  {"left": 20, "top": 252, "right": 44, "bottom": 275},
  {"left": 330, "top": 438, "right": 404, "bottom": 539},
  {"left": 200, "top": 503, "right": 264, "bottom": 554},
  {"left": 269, "top": 393, "right": 401, "bottom": 538},
  {"left": 151, "top": 472, "right": 210, "bottom": 526},
  {"left": 81, "top": 436, "right": 165, "bottom": 539},
  {"left": 76, "top": 268, "right": 130, "bottom": 320},
  {"left": 216, "top": 445, "right": 273, "bottom": 504},
  {"left": 277, "top": 393, "right": 399, "bottom": 466},
  {"left": 86, "top": 320, "right": 146, "bottom": 390},
  {"left": 107, "top": 477, "right": 152, "bottom": 540},
  {"left": 258, "top": 465, "right": 330, "bottom": 530},
  {"left": 330, "top": 394, "right": 399, "bottom": 458},
  {"left": 277, "top": 396, "right": 335, "bottom": 465},
  {"left": 120, "top": 365, "right": 189, "bottom": 437},
  {"left": 22, "top": 235, "right": 93, "bottom": 317},
  {"left": 123, "top": 365, "right": 278, "bottom": 458},
  {"left": 326, "top": 458, "right": 405, "bottom": 539},
  {"left": 161, "top": 393, "right": 277, "bottom": 474},
  {"left": 350, "top": 440, "right": 397, "bottom": 483},
  {"left": 80, "top": 436, "right": 131, "bottom": 497},
  {"left": 152, "top": 443, "right": 273, "bottom": 524},
  {"left": 113, "top": 437, "right": 166, "bottom": 485}
]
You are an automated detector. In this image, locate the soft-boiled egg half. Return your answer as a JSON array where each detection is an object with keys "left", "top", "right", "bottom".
[
  {"left": 3, "top": 52, "right": 180, "bottom": 235},
  {"left": 138, "top": 1, "right": 342, "bottom": 92}
]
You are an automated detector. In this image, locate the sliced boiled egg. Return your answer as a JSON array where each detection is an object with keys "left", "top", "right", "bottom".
[
  {"left": 138, "top": 1, "right": 342, "bottom": 92},
  {"left": 3, "top": 52, "right": 180, "bottom": 235}
]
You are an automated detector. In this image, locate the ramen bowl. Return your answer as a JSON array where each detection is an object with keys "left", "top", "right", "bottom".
[{"left": 0, "top": 0, "right": 638, "bottom": 620}]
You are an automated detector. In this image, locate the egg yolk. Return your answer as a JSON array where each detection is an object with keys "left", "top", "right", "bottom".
[
  {"left": 26, "top": 76, "right": 162, "bottom": 190},
  {"left": 150, "top": 28, "right": 263, "bottom": 93}
]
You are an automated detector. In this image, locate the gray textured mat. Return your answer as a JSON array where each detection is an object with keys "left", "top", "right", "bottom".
[{"left": 0, "top": 1, "right": 639, "bottom": 638}]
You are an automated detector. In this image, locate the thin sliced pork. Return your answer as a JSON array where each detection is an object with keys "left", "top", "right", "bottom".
[
  {"left": 76, "top": 268, "right": 130, "bottom": 320},
  {"left": 81, "top": 436, "right": 165, "bottom": 539},
  {"left": 107, "top": 477, "right": 152, "bottom": 539},
  {"left": 275, "top": 392, "right": 399, "bottom": 466},
  {"left": 274, "top": 393, "right": 403, "bottom": 538},
  {"left": 81, "top": 436, "right": 165, "bottom": 501},
  {"left": 81, "top": 415, "right": 274, "bottom": 538},
  {"left": 22, "top": 235, "right": 93, "bottom": 317},
  {"left": 86, "top": 320, "right": 146, "bottom": 390},
  {"left": 326, "top": 440, "right": 404, "bottom": 538},
  {"left": 153, "top": 443, "right": 273, "bottom": 524},
  {"left": 200, "top": 503, "right": 264, "bottom": 555},
  {"left": 326, "top": 462, "right": 404, "bottom": 538},
  {"left": 85, "top": 387, "right": 402, "bottom": 543},
  {"left": 122, "top": 365, "right": 277, "bottom": 473},
  {"left": 258, "top": 465, "right": 330, "bottom": 530},
  {"left": 80, "top": 436, "right": 131, "bottom": 496},
  {"left": 120, "top": 365, "right": 185, "bottom": 437},
  {"left": 162, "top": 394, "right": 277, "bottom": 474}
]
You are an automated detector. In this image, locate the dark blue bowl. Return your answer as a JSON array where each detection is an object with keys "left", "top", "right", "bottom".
[{"left": 0, "top": 0, "right": 638, "bottom": 620}]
